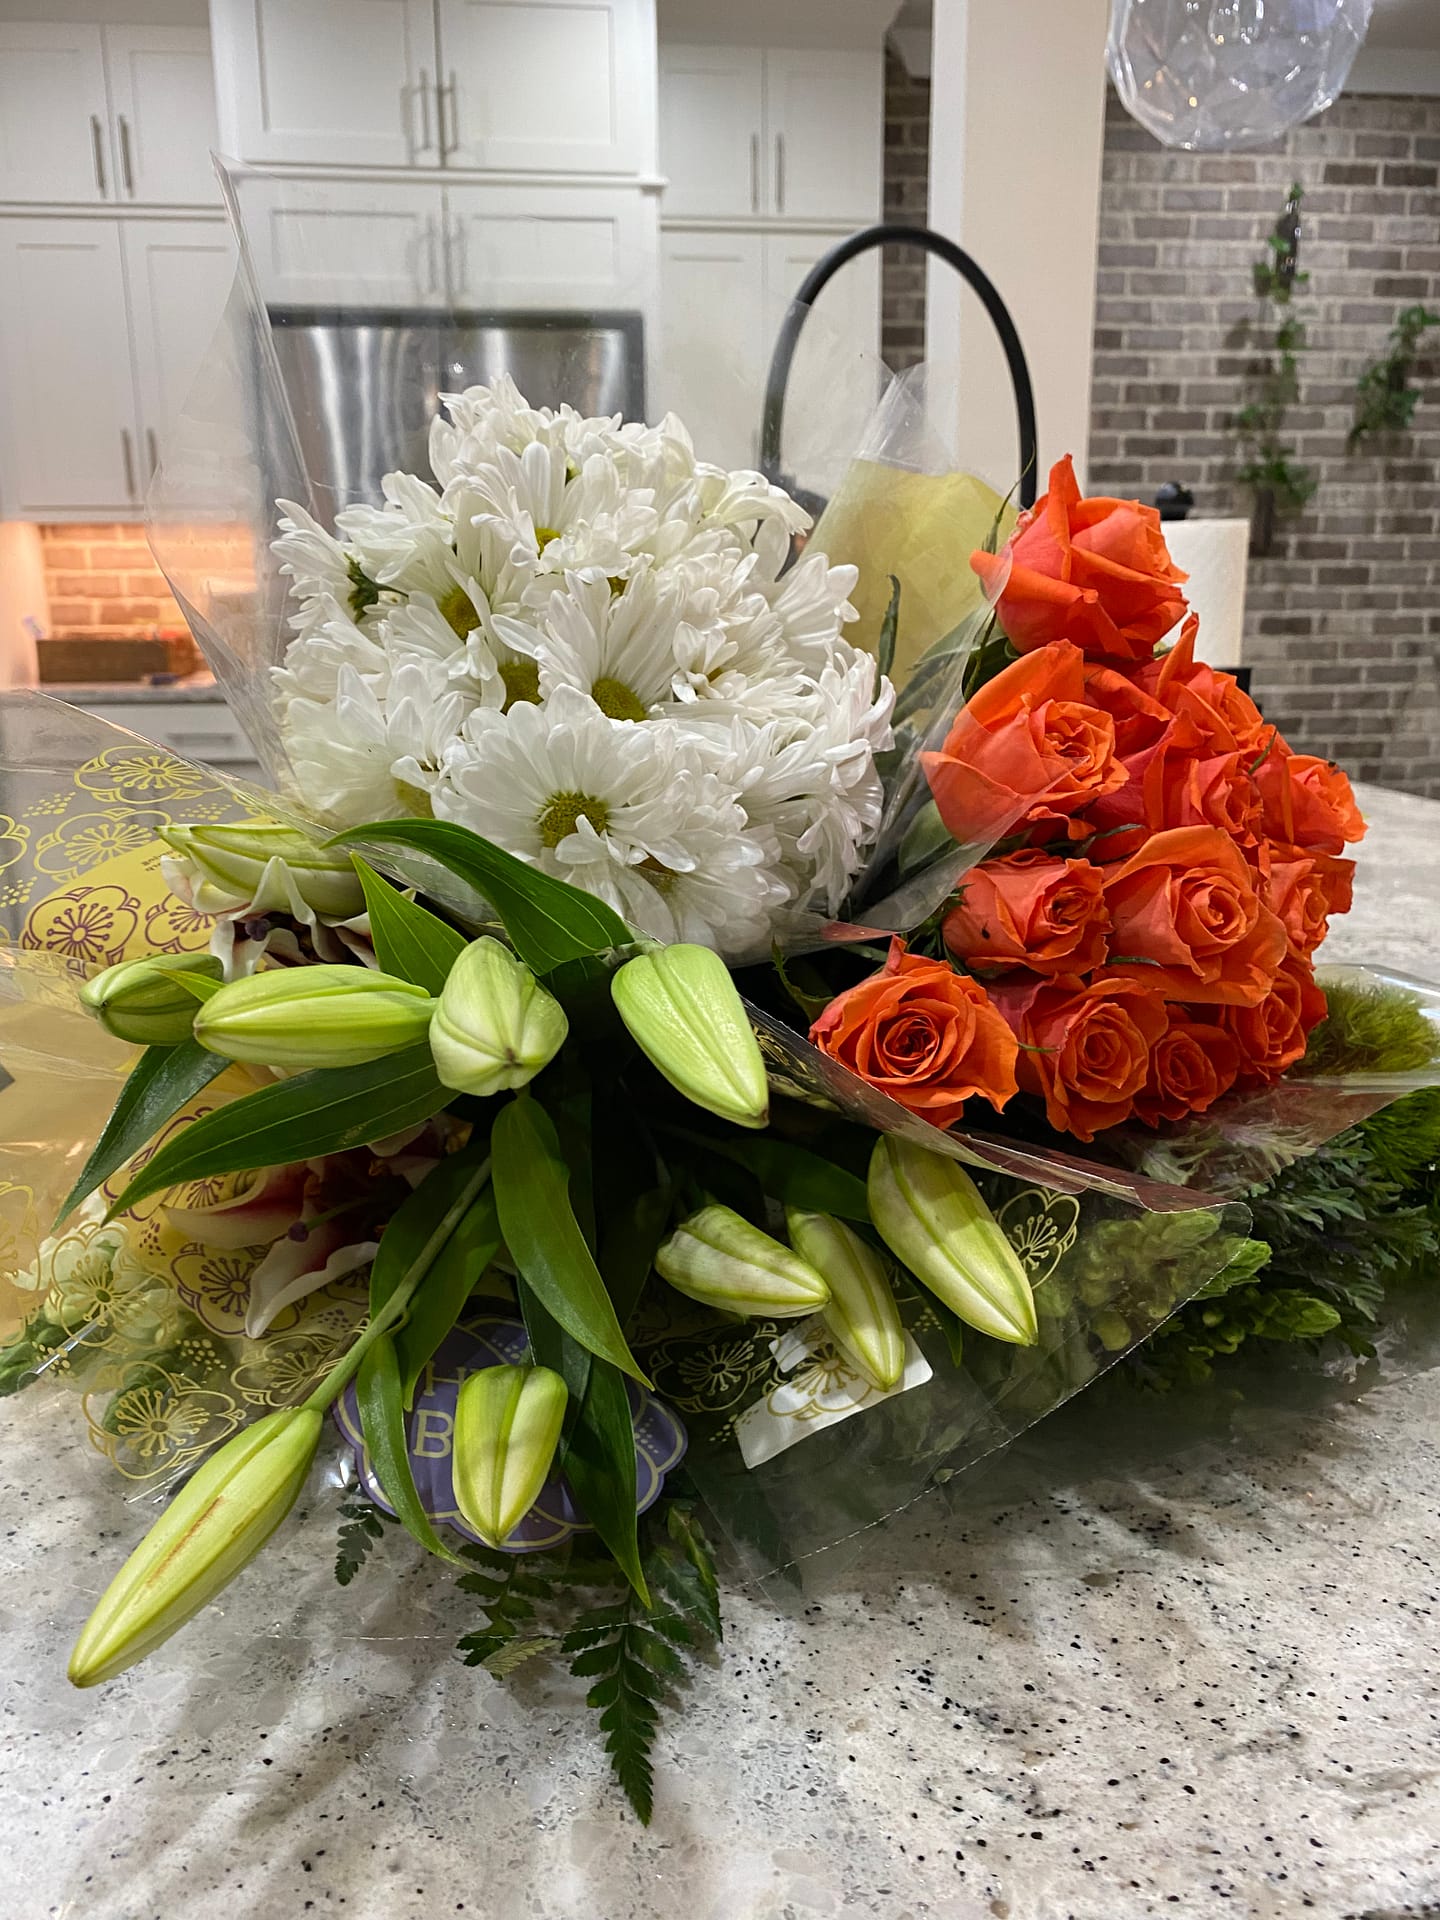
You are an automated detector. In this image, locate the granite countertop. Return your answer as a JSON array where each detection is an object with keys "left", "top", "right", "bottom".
[{"left": 2, "top": 782, "right": 1438, "bottom": 1920}]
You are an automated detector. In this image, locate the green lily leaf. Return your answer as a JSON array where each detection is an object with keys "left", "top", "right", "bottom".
[
  {"left": 565, "top": 1359, "right": 647, "bottom": 1603},
  {"left": 661, "top": 1126, "right": 871, "bottom": 1225},
  {"left": 353, "top": 854, "right": 466, "bottom": 995},
  {"left": 368, "top": 1140, "right": 492, "bottom": 1318},
  {"left": 395, "top": 1185, "right": 502, "bottom": 1409},
  {"left": 104, "top": 1045, "right": 450, "bottom": 1219},
  {"left": 492, "top": 1094, "right": 648, "bottom": 1384},
  {"left": 59, "top": 1038, "right": 228, "bottom": 1224},
  {"left": 357, "top": 1332, "right": 466, "bottom": 1566},
  {"left": 332, "top": 819, "right": 632, "bottom": 975},
  {"left": 876, "top": 574, "right": 901, "bottom": 682}
]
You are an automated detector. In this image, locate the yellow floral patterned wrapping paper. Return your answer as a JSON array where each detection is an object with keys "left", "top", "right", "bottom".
[{"left": 0, "top": 696, "right": 366, "bottom": 1494}]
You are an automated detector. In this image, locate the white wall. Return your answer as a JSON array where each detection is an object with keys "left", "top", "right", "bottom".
[
  {"left": 925, "top": 0, "right": 1109, "bottom": 492},
  {"left": 0, "top": 524, "right": 44, "bottom": 687}
]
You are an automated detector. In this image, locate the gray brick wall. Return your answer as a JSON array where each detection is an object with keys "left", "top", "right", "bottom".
[
  {"left": 882, "top": 46, "right": 930, "bottom": 371},
  {"left": 1088, "top": 89, "right": 1440, "bottom": 795}
]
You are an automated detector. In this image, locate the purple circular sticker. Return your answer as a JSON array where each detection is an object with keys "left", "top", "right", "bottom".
[{"left": 334, "top": 1313, "right": 687, "bottom": 1552}]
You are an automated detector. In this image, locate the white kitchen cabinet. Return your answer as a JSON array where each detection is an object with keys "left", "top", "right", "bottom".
[
  {"left": 763, "top": 50, "right": 881, "bottom": 223},
  {"left": 241, "top": 177, "right": 446, "bottom": 307},
  {"left": 658, "top": 45, "right": 765, "bottom": 221},
  {"left": 657, "top": 230, "right": 767, "bottom": 470},
  {"left": 0, "top": 24, "right": 111, "bottom": 205},
  {"left": 0, "top": 21, "right": 221, "bottom": 208},
  {"left": 446, "top": 182, "right": 651, "bottom": 307},
  {"left": 0, "top": 221, "right": 140, "bottom": 515},
  {"left": 67, "top": 695, "right": 265, "bottom": 784},
  {"left": 658, "top": 43, "right": 881, "bottom": 225},
  {"left": 212, "top": 0, "right": 655, "bottom": 175},
  {"left": 122, "top": 222, "right": 238, "bottom": 478},
  {"left": 658, "top": 227, "right": 881, "bottom": 476},
  {"left": 212, "top": 0, "right": 438, "bottom": 168},
  {"left": 438, "top": 0, "right": 654, "bottom": 174},
  {"left": 103, "top": 27, "right": 223, "bottom": 208}
]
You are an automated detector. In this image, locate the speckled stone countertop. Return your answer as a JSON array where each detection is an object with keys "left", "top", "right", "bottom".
[{"left": 2, "top": 783, "right": 1438, "bottom": 1920}]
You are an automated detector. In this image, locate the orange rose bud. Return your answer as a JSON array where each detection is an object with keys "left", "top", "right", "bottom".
[
  {"left": 943, "top": 851, "right": 1110, "bottom": 979},
  {"left": 1254, "top": 750, "right": 1367, "bottom": 856},
  {"left": 1219, "top": 952, "right": 1328, "bottom": 1087},
  {"left": 920, "top": 640, "right": 1126, "bottom": 846},
  {"left": 970, "top": 454, "right": 1187, "bottom": 663},
  {"left": 988, "top": 974, "right": 1168, "bottom": 1142},
  {"left": 809, "top": 940, "right": 1018, "bottom": 1130},
  {"left": 1101, "top": 825, "right": 1287, "bottom": 1008},
  {"left": 1134, "top": 1012, "right": 1242, "bottom": 1126},
  {"left": 1133, "top": 616, "right": 1269, "bottom": 756}
]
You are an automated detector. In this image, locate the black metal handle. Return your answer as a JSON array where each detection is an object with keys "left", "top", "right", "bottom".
[{"left": 759, "top": 221, "right": 1039, "bottom": 511}]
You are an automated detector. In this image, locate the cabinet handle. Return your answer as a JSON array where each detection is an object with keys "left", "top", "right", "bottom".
[
  {"left": 416, "top": 70, "right": 433, "bottom": 159},
  {"left": 450, "top": 211, "right": 467, "bottom": 299},
  {"left": 90, "top": 115, "right": 107, "bottom": 197},
  {"left": 439, "top": 72, "right": 458, "bottom": 162},
  {"left": 121, "top": 429, "right": 137, "bottom": 501},
  {"left": 146, "top": 428, "right": 159, "bottom": 478},
  {"left": 426, "top": 214, "right": 442, "bottom": 297},
  {"left": 775, "top": 133, "right": 785, "bottom": 214},
  {"left": 750, "top": 133, "right": 759, "bottom": 214},
  {"left": 118, "top": 114, "right": 136, "bottom": 196}
]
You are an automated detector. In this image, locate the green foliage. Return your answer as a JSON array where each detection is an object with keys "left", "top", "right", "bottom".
[
  {"left": 334, "top": 1499, "right": 392, "bottom": 1586},
  {"left": 1234, "top": 187, "right": 1316, "bottom": 525},
  {"left": 1136, "top": 1086, "right": 1440, "bottom": 1388},
  {"left": 452, "top": 1502, "right": 723, "bottom": 1823},
  {"left": 1349, "top": 304, "right": 1440, "bottom": 448},
  {"left": 1302, "top": 977, "right": 1440, "bottom": 1076},
  {"left": 876, "top": 575, "right": 900, "bottom": 683},
  {"left": 352, "top": 853, "right": 466, "bottom": 993},
  {"left": 0, "top": 1312, "right": 68, "bottom": 1397},
  {"left": 60, "top": 1038, "right": 228, "bottom": 1223},
  {"left": 346, "top": 554, "right": 383, "bottom": 621}
]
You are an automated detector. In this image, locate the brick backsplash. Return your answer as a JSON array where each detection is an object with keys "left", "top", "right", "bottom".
[
  {"left": 1088, "top": 89, "right": 1440, "bottom": 797},
  {"left": 40, "top": 523, "right": 254, "bottom": 638},
  {"left": 882, "top": 45, "right": 930, "bottom": 372}
]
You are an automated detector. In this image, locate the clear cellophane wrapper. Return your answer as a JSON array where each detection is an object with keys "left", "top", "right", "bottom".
[{"left": 5, "top": 163, "right": 1438, "bottom": 1598}]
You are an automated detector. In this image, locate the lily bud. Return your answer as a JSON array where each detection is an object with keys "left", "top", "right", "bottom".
[
  {"left": 453, "top": 1363, "right": 568, "bottom": 1549},
  {"left": 159, "top": 821, "right": 365, "bottom": 918},
  {"left": 194, "top": 964, "right": 435, "bottom": 1068},
  {"left": 429, "top": 937, "right": 567, "bottom": 1097},
  {"left": 786, "top": 1207, "right": 906, "bottom": 1391},
  {"left": 611, "top": 944, "right": 768, "bottom": 1130},
  {"left": 69, "top": 1406, "right": 322, "bottom": 1687},
  {"left": 80, "top": 952, "right": 222, "bottom": 1046},
  {"left": 655, "top": 1204, "right": 829, "bottom": 1318},
  {"left": 867, "top": 1134, "right": 1037, "bottom": 1347}
]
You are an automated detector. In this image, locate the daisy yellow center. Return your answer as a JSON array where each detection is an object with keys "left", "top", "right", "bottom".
[
  {"left": 437, "top": 583, "right": 480, "bottom": 638},
  {"left": 537, "top": 791, "right": 610, "bottom": 849},
  {"left": 637, "top": 854, "right": 677, "bottom": 895},
  {"left": 591, "top": 676, "right": 647, "bottom": 722},
  {"left": 535, "top": 526, "right": 561, "bottom": 551},
  {"left": 501, "top": 660, "right": 541, "bottom": 709}
]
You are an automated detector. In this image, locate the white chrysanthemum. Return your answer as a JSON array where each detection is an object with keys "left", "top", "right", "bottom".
[
  {"left": 272, "top": 380, "right": 893, "bottom": 954},
  {"left": 436, "top": 687, "right": 782, "bottom": 950}
]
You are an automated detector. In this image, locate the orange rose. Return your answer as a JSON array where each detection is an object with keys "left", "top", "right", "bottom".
[
  {"left": 1102, "top": 825, "right": 1287, "bottom": 1006},
  {"left": 1081, "top": 730, "right": 1264, "bottom": 859},
  {"left": 1255, "top": 751, "right": 1367, "bottom": 856},
  {"left": 1218, "top": 952, "right": 1328, "bottom": 1086},
  {"left": 1263, "top": 843, "right": 1356, "bottom": 956},
  {"left": 1083, "top": 661, "right": 1176, "bottom": 757},
  {"left": 943, "top": 850, "right": 1110, "bottom": 977},
  {"left": 970, "top": 454, "right": 1188, "bottom": 663},
  {"left": 809, "top": 941, "right": 1018, "bottom": 1127},
  {"left": 921, "top": 640, "right": 1126, "bottom": 845},
  {"left": 1133, "top": 615, "right": 1270, "bottom": 756},
  {"left": 987, "top": 973, "right": 1168, "bottom": 1141},
  {"left": 1134, "top": 1012, "right": 1241, "bottom": 1126}
]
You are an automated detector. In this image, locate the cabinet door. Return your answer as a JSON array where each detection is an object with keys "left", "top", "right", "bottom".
[
  {"left": 446, "top": 183, "right": 650, "bottom": 308},
  {"left": 122, "top": 222, "right": 237, "bottom": 480},
  {"left": 658, "top": 44, "right": 763, "bottom": 220},
  {"left": 762, "top": 231, "right": 882, "bottom": 494},
  {"left": 0, "top": 24, "right": 112, "bottom": 205},
  {"left": 657, "top": 230, "right": 766, "bottom": 472},
  {"left": 103, "top": 27, "right": 222, "bottom": 208},
  {"left": 0, "top": 221, "right": 140, "bottom": 517},
  {"left": 764, "top": 49, "right": 882, "bottom": 224},
  {"left": 210, "top": 0, "right": 439, "bottom": 168},
  {"left": 241, "top": 178, "right": 444, "bottom": 307},
  {"left": 437, "top": 0, "right": 654, "bottom": 174}
]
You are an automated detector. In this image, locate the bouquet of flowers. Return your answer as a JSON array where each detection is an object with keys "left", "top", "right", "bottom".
[{"left": 3, "top": 270, "right": 1438, "bottom": 1822}]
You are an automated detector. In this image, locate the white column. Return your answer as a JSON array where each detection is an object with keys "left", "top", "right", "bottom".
[{"left": 926, "top": 0, "right": 1110, "bottom": 491}]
